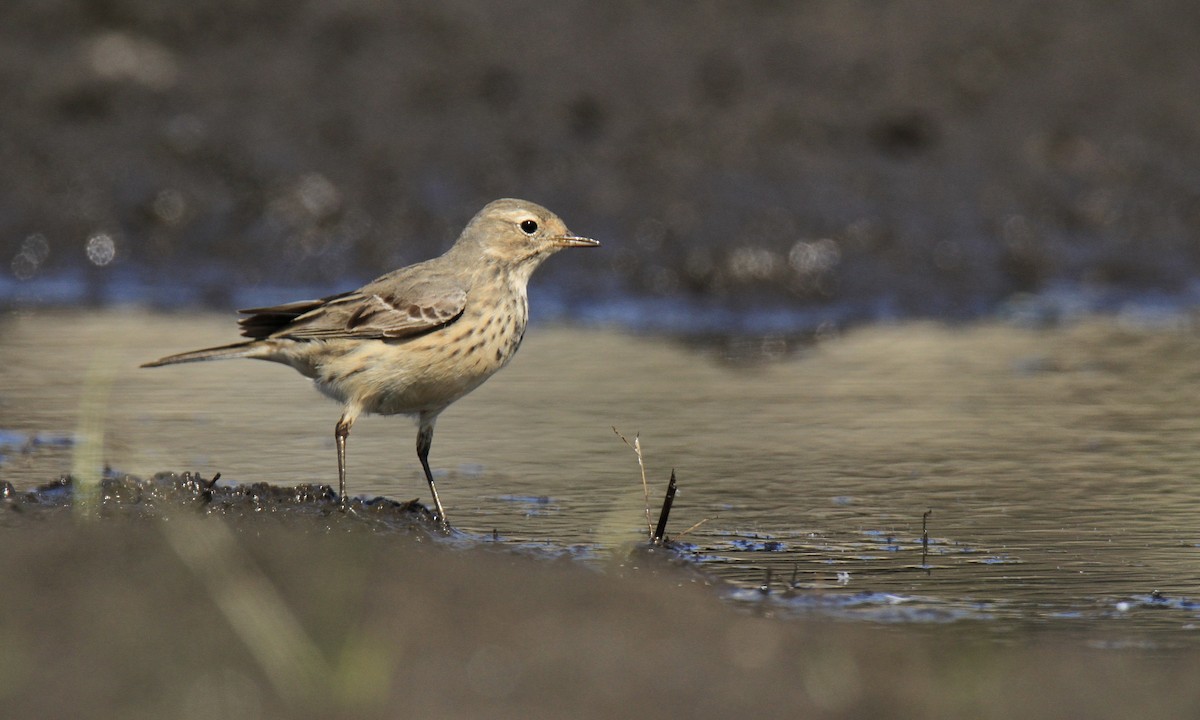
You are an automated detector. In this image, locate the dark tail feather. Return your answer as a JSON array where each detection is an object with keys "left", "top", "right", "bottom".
[
  {"left": 140, "top": 341, "right": 260, "bottom": 368},
  {"left": 238, "top": 291, "right": 351, "bottom": 339}
]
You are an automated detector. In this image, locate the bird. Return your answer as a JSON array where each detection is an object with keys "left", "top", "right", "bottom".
[{"left": 142, "top": 198, "right": 598, "bottom": 529}]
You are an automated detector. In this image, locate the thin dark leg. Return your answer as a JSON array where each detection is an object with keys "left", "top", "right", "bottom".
[
  {"left": 417, "top": 421, "right": 449, "bottom": 530},
  {"left": 335, "top": 414, "right": 353, "bottom": 511}
]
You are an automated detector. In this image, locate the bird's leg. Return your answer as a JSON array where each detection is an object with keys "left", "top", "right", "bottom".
[
  {"left": 335, "top": 412, "right": 355, "bottom": 511},
  {"left": 417, "top": 419, "right": 450, "bottom": 531}
]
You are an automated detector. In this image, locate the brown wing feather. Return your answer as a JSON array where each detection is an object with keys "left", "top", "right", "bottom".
[{"left": 237, "top": 272, "right": 468, "bottom": 341}]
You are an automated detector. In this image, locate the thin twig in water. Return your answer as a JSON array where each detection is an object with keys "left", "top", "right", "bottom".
[
  {"left": 199, "top": 472, "right": 221, "bottom": 506},
  {"left": 652, "top": 469, "right": 677, "bottom": 544},
  {"left": 922, "top": 507, "right": 933, "bottom": 574},
  {"left": 675, "top": 517, "right": 712, "bottom": 538},
  {"left": 613, "top": 426, "right": 653, "bottom": 538},
  {"left": 759, "top": 568, "right": 773, "bottom": 595}
]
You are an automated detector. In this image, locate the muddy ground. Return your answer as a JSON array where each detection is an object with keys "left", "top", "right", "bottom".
[{"left": 2, "top": 474, "right": 1200, "bottom": 719}]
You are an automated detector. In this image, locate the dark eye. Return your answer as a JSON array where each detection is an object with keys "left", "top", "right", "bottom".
[{"left": 520, "top": 219, "right": 538, "bottom": 235}]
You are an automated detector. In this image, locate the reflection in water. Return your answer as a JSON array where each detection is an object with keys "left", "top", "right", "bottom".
[{"left": 3, "top": 309, "right": 1200, "bottom": 643}]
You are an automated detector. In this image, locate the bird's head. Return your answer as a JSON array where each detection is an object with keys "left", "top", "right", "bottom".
[{"left": 458, "top": 198, "right": 598, "bottom": 273}]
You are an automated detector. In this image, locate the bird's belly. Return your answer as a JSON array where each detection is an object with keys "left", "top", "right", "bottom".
[{"left": 305, "top": 331, "right": 521, "bottom": 417}]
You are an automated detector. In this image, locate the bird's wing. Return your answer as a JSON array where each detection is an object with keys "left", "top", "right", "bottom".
[
  {"left": 238, "top": 272, "right": 468, "bottom": 341},
  {"left": 237, "top": 294, "right": 350, "bottom": 339}
]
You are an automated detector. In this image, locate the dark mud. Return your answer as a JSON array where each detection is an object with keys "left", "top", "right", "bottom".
[
  {"left": 4, "top": 473, "right": 1200, "bottom": 719},
  {"left": 1, "top": 472, "right": 435, "bottom": 530}
]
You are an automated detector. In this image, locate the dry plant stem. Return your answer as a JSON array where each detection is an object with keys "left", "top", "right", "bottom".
[
  {"left": 161, "top": 516, "right": 330, "bottom": 705},
  {"left": 612, "top": 426, "right": 653, "bottom": 538}
]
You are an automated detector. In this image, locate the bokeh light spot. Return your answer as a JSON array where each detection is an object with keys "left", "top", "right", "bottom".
[{"left": 85, "top": 233, "right": 117, "bottom": 267}]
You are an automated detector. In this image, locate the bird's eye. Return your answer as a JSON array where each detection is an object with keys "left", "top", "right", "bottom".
[{"left": 520, "top": 219, "right": 538, "bottom": 235}]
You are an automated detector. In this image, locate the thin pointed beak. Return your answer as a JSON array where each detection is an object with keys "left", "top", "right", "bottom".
[{"left": 556, "top": 234, "right": 600, "bottom": 248}]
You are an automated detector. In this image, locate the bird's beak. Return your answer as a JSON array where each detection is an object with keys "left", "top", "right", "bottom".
[{"left": 556, "top": 234, "right": 600, "bottom": 248}]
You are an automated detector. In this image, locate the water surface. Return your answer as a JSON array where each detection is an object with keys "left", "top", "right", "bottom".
[{"left": 3, "top": 308, "right": 1200, "bottom": 644}]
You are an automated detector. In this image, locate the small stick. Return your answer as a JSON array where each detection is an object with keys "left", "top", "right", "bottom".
[
  {"left": 652, "top": 469, "right": 677, "bottom": 544},
  {"left": 922, "top": 507, "right": 932, "bottom": 573},
  {"left": 200, "top": 472, "right": 221, "bottom": 506},
  {"left": 675, "top": 516, "right": 712, "bottom": 538}
]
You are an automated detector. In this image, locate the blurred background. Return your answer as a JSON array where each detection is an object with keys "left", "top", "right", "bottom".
[
  {"left": 3, "top": 0, "right": 1199, "bottom": 331},
  {"left": 8, "top": 9, "right": 1200, "bottom": 712}
]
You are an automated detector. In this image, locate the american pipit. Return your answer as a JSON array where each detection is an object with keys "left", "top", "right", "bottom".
[{"left": 143, "top": 198, "right": 598, "bottom": 528}]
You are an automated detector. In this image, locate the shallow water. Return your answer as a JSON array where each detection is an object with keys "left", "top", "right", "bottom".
[{"left": 4, "top": 308, "right": 1200, "bottom": 644}]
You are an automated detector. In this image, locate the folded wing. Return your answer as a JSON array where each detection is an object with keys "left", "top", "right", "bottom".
[{"left": 239, "top": 275, "right": 468, "bottom": 341}]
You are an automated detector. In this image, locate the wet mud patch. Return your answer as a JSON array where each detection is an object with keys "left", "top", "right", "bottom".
[
  {"left": 4, "top": 477, "right": 1200, "bottom": 718},
  {"left": 1, "top": 472, "right": 437, "bottom": 533}
]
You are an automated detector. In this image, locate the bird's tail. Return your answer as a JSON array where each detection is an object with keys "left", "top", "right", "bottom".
[{"left": 140, "top": 341, "right": 262, "bottom": 368}]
